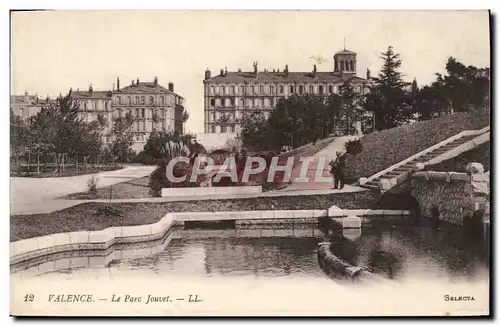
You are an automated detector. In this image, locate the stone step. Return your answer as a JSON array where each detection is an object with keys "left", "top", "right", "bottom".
[{"left": 362, "top": 184, "right": 379, "bottom": 191}]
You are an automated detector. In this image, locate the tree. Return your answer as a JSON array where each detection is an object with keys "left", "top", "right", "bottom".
[
  {"left": 10, "top": 110, "right": 29, "bottom": 172},
  {"left": 28, "top": 90, "right": 84, "bottom": 173},
  {"left": 109, "top": 112, "right": 134, "bottom": 163},
  {"left": 240, "top": 110, "right": 273, "bottom": 151},
  {"left": 366, "top": 46, "right": 412, "bottom": 130},
  {"left": 338, "top": 81, "right": 365, "bottom": 135},
  {"left": 434, "top": 57, "right": 490, "bottom": 113}
]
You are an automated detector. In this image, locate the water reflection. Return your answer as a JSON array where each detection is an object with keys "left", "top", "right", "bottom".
[{"left": 12, "top": 222, "right": 489, "bottom": 285}]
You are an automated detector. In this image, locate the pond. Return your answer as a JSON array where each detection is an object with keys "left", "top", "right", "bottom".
[{"left": 11, "top": 221, "right": 490, "bottom": 316}]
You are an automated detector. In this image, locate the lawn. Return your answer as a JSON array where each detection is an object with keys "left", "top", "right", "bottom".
[
  {"left": 344, "top": 109, "right": 490, "bottom": 182},
  {"left": 11, "top": 191, "right": 378, "bottom": 241},
  {"left": 63, "top": 176, "right": 152, "bottom": 200}
]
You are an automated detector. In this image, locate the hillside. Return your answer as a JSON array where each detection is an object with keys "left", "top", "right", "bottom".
[{"left": 344, "top": 108, "right": 490, "bottom": 182}]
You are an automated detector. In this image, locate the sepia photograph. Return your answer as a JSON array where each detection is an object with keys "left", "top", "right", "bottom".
[{"left": 9, "top": 9, "right": 491, "bottom": 317}]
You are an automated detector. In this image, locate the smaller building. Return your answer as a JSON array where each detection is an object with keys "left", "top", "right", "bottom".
[{"left": 10, "top": 92, "right": 54, "bottom": 121}]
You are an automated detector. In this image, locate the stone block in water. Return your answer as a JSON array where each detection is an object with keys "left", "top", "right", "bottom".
[
  {"left": 343, "top": 228, "right": 362, "bottom": 240},
  {"left": 342, "top": 215, "right": 361, "bottom": 229}
]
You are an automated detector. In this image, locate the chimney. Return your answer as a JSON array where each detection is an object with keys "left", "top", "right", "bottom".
[
  {"left": 205, "top": 68, "right": 211, "bottom": 80},
  {"left": 154, "top": 76, "right": 158, "bottom": 86},
  {"left": 112, "top": 83, "right": 115, "bottom": 91},
  {"left": 136, "top": 77, "right": 140, "bottom": 85},
  {"left": 116, "top": 77, "right": 120, "bottom": 90},
  {"left": 253, "top": 61, "right": 258, "bottom": 75},
  {"left": 284, "top": 64, "right": 289, "bottom": 77},
  {"left": 366, "top": 68, "right": 371, "bottom": 80},
  {"left": 131, "top": 80, "right": 135, "bottom": 86},
  {"left": 220, "top": 69, "right": 224, "bottom": 76},
  {"left": 224, "top": 67, "right": 228, "bottom": 76},
  {"left": 89, "top": 83, "right": 93, "bottom": 96},
  {"left": 313, "top": 64, "right": 317, "bottom": 78},
  {"left": 168, "top": 82, "right": 174, "bottom": 92},
  {"left": 237, "top": 68, "right": 242, "bottom": 73}
]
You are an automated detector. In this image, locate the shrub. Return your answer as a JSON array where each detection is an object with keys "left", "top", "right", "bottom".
[
  {"left": 87, "top": 174, "right": 99, "bottom": 195},
  {"left": 148, "top": 163, "right": 200, "bottom": 197},
  {"left": 345, "top": 139, "right": 363, "bottom": 155}
]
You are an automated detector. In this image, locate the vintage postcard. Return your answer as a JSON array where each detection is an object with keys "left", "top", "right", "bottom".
[{"left": 9, "top": 10, "right": 491, "bottom": 317}]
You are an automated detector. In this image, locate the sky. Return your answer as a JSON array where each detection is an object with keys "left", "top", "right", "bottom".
[{"left": 10, "top": 10, "right": 490, "bottom": 133}]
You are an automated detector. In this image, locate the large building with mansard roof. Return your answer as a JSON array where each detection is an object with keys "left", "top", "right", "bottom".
[
  {"left": 11, "top": 77, "right": 186, "bottom": 153},
  {"left": 203, "top": 47, "right": 372, "bottom": 134}
]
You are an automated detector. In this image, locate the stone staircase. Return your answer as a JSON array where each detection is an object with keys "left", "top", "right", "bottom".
[{"left": 359, "top": 127, "right": 490, "bottom": 192}]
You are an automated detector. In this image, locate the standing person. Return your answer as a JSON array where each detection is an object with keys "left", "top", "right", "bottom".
[
  {"left": 334, "top": 151, "right": 347, "bottom": 190},
  {"left": 329, "top": 154, "right": 338, "bottom": 189}
]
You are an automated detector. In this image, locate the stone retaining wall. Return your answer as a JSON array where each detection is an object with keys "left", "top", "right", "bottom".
[
  {"left": 161, "top": 186, "right": 262, "bottom": 197},
  {"left": 410, "top": 164, "right": 490, "bottom": 225}
]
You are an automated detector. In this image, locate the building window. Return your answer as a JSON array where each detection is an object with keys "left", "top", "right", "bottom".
[
  {"left": 221, "top": 86, "right": 226, "bottom": 95},
  {"left": 161, "top": 96, "right": 165, "bottom": 105},
  {"left": 128, "top": 96, "right": 132, "bottom": 105},
  {"left": 93, "top": 101, "right": 97, "bottom": 110},
  {"left": 289, "top": 86, "right": 294, "bottom": 94},
  {"left": 299, "top": 85, "right": 304, "bottom": 94},
  {"left": 309, "top": 85, "right": 314, "bottom": 93},
  {"left": 279, "top": 86, "right": 284, "bottom": 94},
  {"left": 221, "top": 125, "right": 226, "bottom": 133},
  {"left": 210, "top": 86, "right": 215, "bottom": 95},
  {"left": 161, "top": 109, "right": 165, "bottom": 118},
  {"left": 260, "top": 85, "right": 264, "bottom": 94},
  {"left": 210, "top": 98, "right": 215, "bottom": 106},
  {"left": 142, "top": 108, "right": 145, "bottom": 118},
  {"left": 230, "top": 86, "right": 235, "bottom": 94},
  {"left": 270, "top": 85, "right": 275, "bottom": 94},
  {"left": 230, "top": 98, "right": 235, "bottom": 106},
  {"left": 319, "top": 85, "right": 324, "bottom": 95},
  {"left": 135, "top": 108, "right": 139, "bottom": 117},
  {"left": 135, "top": 96, "right": 139, "bottom": 104},
  {"left": 117, "top": 96, "right": 121, "bottom": 105},
  {"left": 240, "top": 85, "right": 244, "bottom": 94},
  {"left": 329, "top": 85, "right": 333, "bottom": 94},
  {"left": 230, "top": 125, "right": 235, "bottom": 133},
  {"left": 211, "top": 125, "right": 216, "bottom": 133},
  {"left": 141, "top": 96, "right": 145, "bottom": 105},
  {"left": 340, "top": 61, "right": 345, "bottom": 71},
  {"left": 83, "top": 102, "right": 87, "bottom": 110},
  {"left": 250, "top": 86, "right": 255, "bottom": 94},
  {"left": 105, "top": 102, "right": 109, "bottom": 110}
]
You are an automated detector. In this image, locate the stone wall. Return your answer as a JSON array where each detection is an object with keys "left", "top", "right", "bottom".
[{"left": 410, "top": 163, "right": 490, "bottom": 225}]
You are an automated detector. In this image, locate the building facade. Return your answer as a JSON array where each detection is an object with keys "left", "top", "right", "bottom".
[
  {"left": 203, "top": 48, "right": 371, "bottom": 134},
  {"left": 112, "top": 77, "right": 185, "bottom": 151},
  {"left": 10, "top": 77, "right": 185, "bottom": 152}
]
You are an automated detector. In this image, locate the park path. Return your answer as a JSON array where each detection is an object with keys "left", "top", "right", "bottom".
[
  {"left": 10, "top": 165, "right": 155, "bottom": 215},
  {"left": 285, "top": 136, "right": 361, "bottom": 191}
]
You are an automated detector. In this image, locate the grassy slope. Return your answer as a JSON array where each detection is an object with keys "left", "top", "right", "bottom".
[
  {"left": 11, "top": 191, "right": 378, "bottom": 241},
  {"left": 344, "top": 109, "right": 490, "bottom": 182}
]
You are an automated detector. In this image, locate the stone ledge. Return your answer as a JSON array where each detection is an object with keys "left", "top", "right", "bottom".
[{"left": 161, "top": 186, "right": 262, "bottom": 197}]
